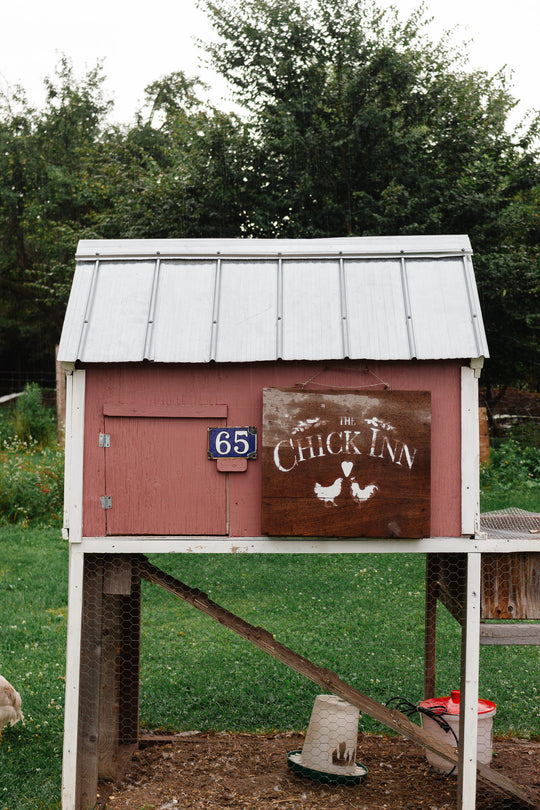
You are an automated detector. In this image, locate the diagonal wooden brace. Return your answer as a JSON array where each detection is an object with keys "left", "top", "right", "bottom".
[{"left": 136, "top": 556, "right": 535, "bottom": 808}]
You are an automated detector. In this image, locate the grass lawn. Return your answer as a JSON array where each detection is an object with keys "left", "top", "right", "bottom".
[
  {"left": 1, "top": 524, "right": 539, "bottom": 809},
  {"left": 0, "top": 528, "right": 67, "bottom": 809}
]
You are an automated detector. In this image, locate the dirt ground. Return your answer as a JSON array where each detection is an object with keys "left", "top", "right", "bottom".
[{"left": 98, "top": 732, "right": 540, "bottom": 810}]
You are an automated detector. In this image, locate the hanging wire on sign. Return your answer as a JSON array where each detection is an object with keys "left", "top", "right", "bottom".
[{"left": 385, "top": 696, "right": 458, "bottom": 777}]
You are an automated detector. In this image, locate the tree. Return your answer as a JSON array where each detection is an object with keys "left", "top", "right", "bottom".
[
  {"left": 100, "top": 72, "right": 254, "bottom": 239},
  {"left": 201, "top": 0, "right": 540, "bottom": 388},
  {"left": 0, "top": 58, "right": 115, "bottom": 373}
]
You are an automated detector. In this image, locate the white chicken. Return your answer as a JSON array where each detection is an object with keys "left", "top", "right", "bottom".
[
  {"left": 350, "top": 480, "right": 378, "bottom": 504},
  {"left": 0, "top": 675, "right": 23, "bottom": 741},
  {"left": 314, "top": 477, "right": 343, "bottom": 506}
]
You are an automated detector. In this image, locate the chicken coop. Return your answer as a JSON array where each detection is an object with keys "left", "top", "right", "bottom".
[{"left": 58, "top": 236, "right": 539, "bottom": 810}]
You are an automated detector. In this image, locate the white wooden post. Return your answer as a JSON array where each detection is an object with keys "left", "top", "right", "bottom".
[
  {"left": 64, "top": 368, "right": 85, "bottom": 543},
  {"left": 62, "top": 368, "right": 86, "bottom": 809},
  {"left": 61, "top": 545, "right": 85, "bottom": 810},
  {"left": 461, "top": 364, "right": 481, "bottom": 536},
  {"left": 457, "top": 551, "right": 482, "bottom": 810}
]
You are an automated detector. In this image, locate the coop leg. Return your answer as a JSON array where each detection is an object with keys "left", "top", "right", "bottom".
[
  {"left": 119, "top": 569, "right": 141, "bottom": 747},
  {"left": 98, "top": 590, "right": 123, "bottom": 780},
  {"left": 62, "top": 545, "right": 85, "bottom": 810},
  {"left": 98, "top": 556, "right": 141, "bottom": 778},
  {"left": 457, "top": 551, "right": 481, "bottom": 810},
  {"left": 76, "top": 554, "right": 105, "bottom": 810}
]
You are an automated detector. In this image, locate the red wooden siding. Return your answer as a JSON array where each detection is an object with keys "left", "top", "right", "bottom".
[{"left": 82, "top": 360, "right": 463, "bottom": 538}]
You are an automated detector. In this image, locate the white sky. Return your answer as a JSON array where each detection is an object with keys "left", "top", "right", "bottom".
[{"left": 1, "top": 0, "right": 538, "bottom": 127}]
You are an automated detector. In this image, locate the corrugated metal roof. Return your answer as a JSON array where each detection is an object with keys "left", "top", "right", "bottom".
[{"left": 57, "top": 236, "right": 489, "bottom": 364}]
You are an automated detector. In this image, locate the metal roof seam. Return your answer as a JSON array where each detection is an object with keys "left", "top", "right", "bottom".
[
  {"left": 76, "top": 259, "right": 100, "bottom": 362},
  {"left": 143, "top": 258, "right": 161, "bottom": 361},
  {"left": 461, "top": 254, "right": 489, "bottom": 359},
  {"left": 339, "top": 256, "right": 351, "bottom": 358},
  {"left": 276, "top": 256, "right": 284, "bottom": 359},
  {"left": 209, "top": 257, "right": 222, "bottom": 362},
  {"left": 400, "top": 257, "right": 417, "bottom": 360},
  {"left": 77, "top": 250, "right": 472, "bottom": 262}
]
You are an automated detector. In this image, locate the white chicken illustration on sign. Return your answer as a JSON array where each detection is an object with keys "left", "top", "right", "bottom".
[{"left": 314, "top": 461, "right": 378, "bottom": 507}]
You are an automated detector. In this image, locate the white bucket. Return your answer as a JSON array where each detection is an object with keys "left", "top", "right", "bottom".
[
  {"left": 297, "top": 695, "right": 360, "bottom": 776},
  {"left": 419, "top": 690, "right": 496, "bottom": 773}
]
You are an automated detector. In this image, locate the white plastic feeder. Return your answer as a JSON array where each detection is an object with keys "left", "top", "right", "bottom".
[
  {"left": 419, "top": 690, "right": 496, "bottom": 773},
  {"left": 287, "top": 694, "right": 367, "bottom": 784}
]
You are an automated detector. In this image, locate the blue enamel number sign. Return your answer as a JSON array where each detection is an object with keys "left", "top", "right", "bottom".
[{"left": 208, "top": 427, "right": 257, "bottom": 459}]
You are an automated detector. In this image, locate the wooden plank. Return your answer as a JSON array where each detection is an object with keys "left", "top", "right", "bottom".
[
  {"left": 68, "top": 369, "right": 85, "bottom": 543},
  {"left": 479, "top": 407, "right": 490, "bottom": 464},
  {"left": 75, "top": 535, "right": 540, "bottom": 554},
  {"left": 262, "top": 388, "right": 431, "bottom": 538},
  {"left": 98, "top": 594, "right": 122, "bottom": 780},
  {"left": 103, "top": 403, "right": 227, "bottom": 418},
  {"left": 136, "top": 556, "right": 535, "bottom": 808},
  {"left": 104, "top": 416, "right": 227, "bottom": 535},
  {"left": 481, "top": 553, "right": 540, "bottom": 619},
  {"left": 461, "top": 367, "right": 480, "bottom": 536},
  {"left": 61, "top": 546, "right": 85, "bottom": 810},
  {"left": 76, "top": 555, "right": 103, "bottom": 810},
  {"left": 457, "top": 553, "right": 481, "bottom": 810},
  {"left": 103, "top": 557, "right": 133, "bottom": 595},
  {"left": 480, "top": 623, "right": 540, "bottom": 645},
  {"left": 118, "top": 573, "right": 141, "bottom": 745}
]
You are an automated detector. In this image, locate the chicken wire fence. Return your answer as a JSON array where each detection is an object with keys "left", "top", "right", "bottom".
[{"left": 75, "top": 539, "right": 540, "bottom": 810}]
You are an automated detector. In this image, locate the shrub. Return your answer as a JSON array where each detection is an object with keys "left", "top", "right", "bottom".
[
  {"left": 0, "top": 438, "right": 64, "bottom": 526},
  {"left": 13, "top": 382, "right": 55, "bottom": 446},
  {"left": 480, "top": 439, "right": 540, "bottom": 492}
]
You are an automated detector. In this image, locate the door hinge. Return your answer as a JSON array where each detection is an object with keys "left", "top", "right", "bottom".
[
  {"left": 99, "top": 433, "right": 111, "bottom": 448},
  {"left": 100, "top": 495, "right": 112, "bottom": 510}
]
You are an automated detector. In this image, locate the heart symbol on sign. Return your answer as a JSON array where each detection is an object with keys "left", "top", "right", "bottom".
[{"left": 341, "top": 461, "right": 353, "bottom": 478}]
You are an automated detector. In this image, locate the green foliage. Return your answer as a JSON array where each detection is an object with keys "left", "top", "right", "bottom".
[
  {"left": 0, "top": 389, "right": 63, "bottom": 525},
  {"left": 480, "top": 438, "right": 540, "bottom": 512},
  {"left": 481, "top": 439, "right": 540, "bottom": 491},
  {"left": 0, "top": 440, "right": 64, "bottom": 526},
  {"left": 13, "top": 383, "right": 55, "bottom": 446}
]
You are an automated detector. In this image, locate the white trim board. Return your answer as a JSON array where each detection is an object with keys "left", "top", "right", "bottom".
[{"left": 72, "top": 536, "right": 540, "bottom": 554}]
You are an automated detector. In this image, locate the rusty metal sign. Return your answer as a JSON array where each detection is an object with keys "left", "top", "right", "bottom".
[{"left": 262, "top": 388, "right": 431, "bottom": 538}]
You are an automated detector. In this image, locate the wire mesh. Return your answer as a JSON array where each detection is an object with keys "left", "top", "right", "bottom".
[
  {"left": 481, "top": 508, "right": 540, "bottom": 538},
  {"left": 72, "top": 550, "right": 540, "bottom": 809}
]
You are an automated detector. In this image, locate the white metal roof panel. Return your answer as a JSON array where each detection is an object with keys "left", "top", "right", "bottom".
[
  {"left": 407, "top": 258, "right": 481, "bottom": 360},
  {"left": 57, "top": 236, "right": 489, "bottom": 364},
  {"left": 77, "top": 260, "right": 156, "bottom": 363},
  {"left": 215, "top": 260, "right": 279, "bottom": 362},
  {"left": 282, "top": 260, "right": 344, "bottom": 360},
  {"left": 345, "top": 260, "right": 411, "bottom": 359},
  {"left": 150, "top": 261, "right": 215, "bottom": 363}
]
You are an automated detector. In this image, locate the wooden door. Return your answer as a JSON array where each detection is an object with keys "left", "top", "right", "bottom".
[{"left": 103, "top": 412, "right": 227, "bottom": 535}]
